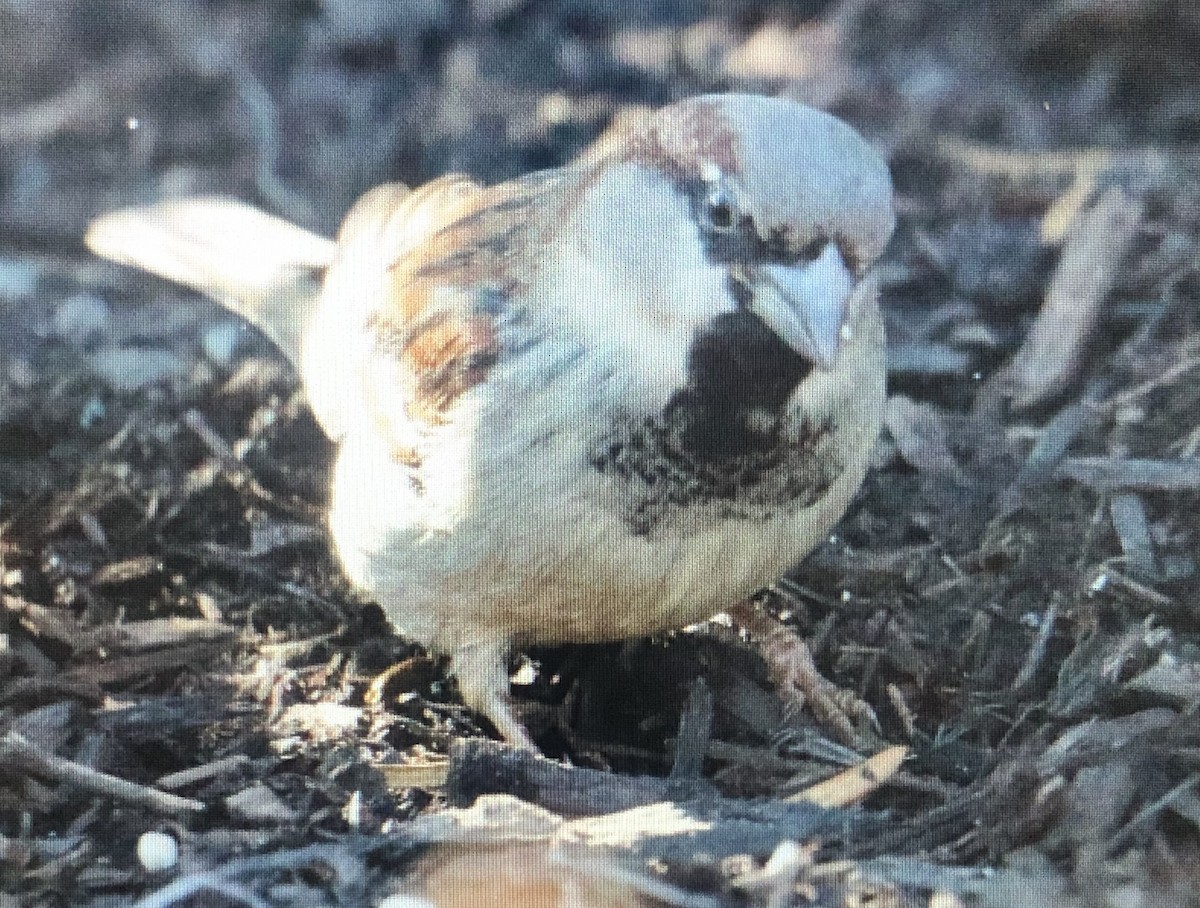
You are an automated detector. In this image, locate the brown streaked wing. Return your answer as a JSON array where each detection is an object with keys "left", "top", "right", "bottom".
[{"left": 368, "top": 168, "right": 579, "bottom": 428}]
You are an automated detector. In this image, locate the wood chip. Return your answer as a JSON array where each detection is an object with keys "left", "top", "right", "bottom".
[
  {"left": 1005, "top": 186, "right": 1144, "bottom": 410},
  {"left": 787, "top": 746, "right": 908, "bottom": 808},
  {"left": 669, "top": 678, "right": 713, "bottom": 781},
  {"left": 1010, "top": 402, "right": 1097, "bottom": 491},
  {"left": 71, "top": 639, "right": 235, "bottom": 686},
  {"left": 1109, "top": 493, "right": 1159, "bottom": 580},
  {"left": 90, "top": 617, "right": 239, "bottom": 653},
  {"left": 1057, "top": 456, "right": 1200, "bottom": 491},
  {"left": 885, "top": 396, "right": 969, "bottom": 484},
  {"left": 3, "top": 594, "right": 88, "bottom": 649},
  {"left": 447, "top": 740, "right": 697, "bottom": 818},
  {"left": 90, "top": 555, "right": 163, "bottom": 587},
  {"left": 224, "top": 783, "right": 300, "bottom": 824},
  {"left": 1124, "top": 654, "right": 1200, "bottom": 707},
  {"left": 157, "top": 755, "right": 252, "bottom": 791},
  {"left": 1039, "top": 709, "right": 1176, "bottom": 773},
  {"left": 422, "top": 780, "right": 879, "bottom": 867},
  {"left": 378, "top": 759, "right": 452, "bottom": 791}
]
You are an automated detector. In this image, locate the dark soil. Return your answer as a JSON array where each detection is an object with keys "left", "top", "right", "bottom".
[{"left": 2, "top": 1, "right": 1200, "bottom": 905}]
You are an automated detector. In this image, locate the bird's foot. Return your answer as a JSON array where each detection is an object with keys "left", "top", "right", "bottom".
[{"left": 727, "top": 602, "right": 880, "bottom": 749}]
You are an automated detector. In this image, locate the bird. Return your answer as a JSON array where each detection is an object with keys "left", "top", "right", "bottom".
[{"left": 86, "top": 93, "right": 895, "bottom": 748}]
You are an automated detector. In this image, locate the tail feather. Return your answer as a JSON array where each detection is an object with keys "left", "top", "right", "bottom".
[{"left": 85, "top": 196, "right": 336, "bottom": 365}]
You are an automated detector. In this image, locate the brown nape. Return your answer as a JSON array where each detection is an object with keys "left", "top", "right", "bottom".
[{"left": 623, "top": 98, "right": 743, "bottom": 181}]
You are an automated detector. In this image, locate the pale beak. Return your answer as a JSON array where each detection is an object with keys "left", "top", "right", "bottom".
[{"left": 754, "top": 244, "right": 854, "bottom": 369}]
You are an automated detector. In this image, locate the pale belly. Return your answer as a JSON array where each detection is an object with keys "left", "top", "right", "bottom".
[{"left": 326, "top": 403, "right": 874, "bottom": 655}]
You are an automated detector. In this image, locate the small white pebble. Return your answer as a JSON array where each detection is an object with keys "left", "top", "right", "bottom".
[
  {"left": 136, "top": 831, "right": 178, "bottom": 872},
  {"left": 762, "top": 839, "right": 804, "bottom": 874}
]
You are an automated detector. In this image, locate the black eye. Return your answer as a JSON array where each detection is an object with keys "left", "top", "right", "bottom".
[{"left": 704, "top": 186, "right": 735, "bottom": 231}]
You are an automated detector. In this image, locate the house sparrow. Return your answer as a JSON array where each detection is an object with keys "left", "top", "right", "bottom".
[{"left": 86, "top": 94, "right": 895, "bottom": 748}]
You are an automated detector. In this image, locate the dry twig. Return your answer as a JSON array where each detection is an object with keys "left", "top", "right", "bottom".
[{"left": 0, "top": 730, "right": 204, "bottom": 816}]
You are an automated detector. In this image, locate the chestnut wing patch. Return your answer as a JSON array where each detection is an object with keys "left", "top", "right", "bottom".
[
  {"left": 366, "top": 169, "right": 574, "bottom": 426},
  {"left": 371, "top": 301, "right": 502, "bottom": 425}
]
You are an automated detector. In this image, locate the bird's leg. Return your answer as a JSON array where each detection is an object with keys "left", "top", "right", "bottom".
[
  {"left": 727, "top": 601, "right": 880, "bottom": 748},
  {"left": 451, "top": 640, "right": 537, "bottom": 750}
]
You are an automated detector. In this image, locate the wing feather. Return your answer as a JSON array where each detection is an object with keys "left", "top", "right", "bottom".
[{"left": 359, "top": 169, "right": 578, "bottom": 438}]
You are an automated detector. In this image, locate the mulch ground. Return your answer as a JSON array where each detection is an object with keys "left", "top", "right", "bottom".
[{"left": 2, "top": 1, "right": 1200, "bottom": 905}]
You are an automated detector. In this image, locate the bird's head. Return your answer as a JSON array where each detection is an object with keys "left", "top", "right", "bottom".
[{"left": 619, "top": 93, "right": 894, "bottom": 370}]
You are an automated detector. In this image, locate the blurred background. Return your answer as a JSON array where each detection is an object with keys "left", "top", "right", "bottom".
[{"left": 3, "top": 1, "right": 1200, "bottom": 905}]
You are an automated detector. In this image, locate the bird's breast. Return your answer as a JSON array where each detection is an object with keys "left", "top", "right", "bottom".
[{"left": 585, "top": 307, "right": 843, "bottom": 538}]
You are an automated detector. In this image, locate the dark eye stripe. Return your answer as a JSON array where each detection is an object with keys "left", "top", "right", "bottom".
[{"left": 686, "top": 178, "right": 861, "bottom": 275}]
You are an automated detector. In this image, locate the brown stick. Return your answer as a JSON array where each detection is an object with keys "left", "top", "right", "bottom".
[{"left": 0, "top": 730, "right": 205, "bottom": 816}]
